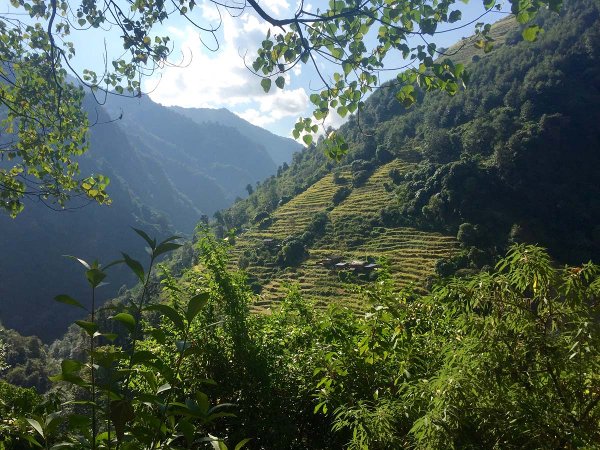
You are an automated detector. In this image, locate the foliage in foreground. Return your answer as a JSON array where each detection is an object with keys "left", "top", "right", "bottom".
[
  {"left": 0, "top": 231, "right": 246, "bottom": 449},
  {"left": 1, "top": 233, "right": 599, "bottom": 449}
]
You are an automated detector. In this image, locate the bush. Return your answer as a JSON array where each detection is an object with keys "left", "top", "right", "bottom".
[
  {"left": 257, "top": 216, "right": 273, "bottom": 229},
  {"left": 350, "top": 159, "right": 373, "bottom": 173},
  {"left": 456, "top": 222, "right": 482, "bottom": 247},
  {"left": 332, "top": 186, "right": 351, "bottom": 206},
  {"left": 277, "top": 238, "right": 308, "bottom": 267},
  {"left": 376, "top": 145, "right": 394, "bottom": 163},
  {"left": 253, "top": 210, "right": 270, "bottom": 223},
  {"left": 332, "top": 171, "right": 347, "bottom": 185},
  {"left": 352, "top": 170, "right": 370, "bottom": 187},
  {"left": 388, "top": 167, "right": 404, "bottom": 184}
]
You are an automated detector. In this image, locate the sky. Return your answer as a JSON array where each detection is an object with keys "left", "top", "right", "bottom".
[{"left": 3, "top": 0, "right": 511, "bottom": 138}]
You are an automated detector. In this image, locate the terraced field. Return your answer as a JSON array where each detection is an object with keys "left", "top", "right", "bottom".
[
  {"left": 444, "top": 15, "right": 517, "bottom": 66},
  {"left": 330, "top": 160, "right": 410, "bottom": 221},
  {"left": 269, "top": 173, "right": 340, "bottom": 237},
  {"left": 229, "top": 158, "right": 459, "bottom": 313}
]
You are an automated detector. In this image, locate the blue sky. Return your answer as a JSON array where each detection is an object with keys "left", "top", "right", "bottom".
[{"left": 3, "top": 0, "right": 511, "bottom": 138}]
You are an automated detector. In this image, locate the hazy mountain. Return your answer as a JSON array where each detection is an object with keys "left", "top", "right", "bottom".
[
  {"left": 0, "top": 94, "right": 291, "bottom": 340},
  {"left": 170, "top": 106, "right": 302, "bottom": 166}
]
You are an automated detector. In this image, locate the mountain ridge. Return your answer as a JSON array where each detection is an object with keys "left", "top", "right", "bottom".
[{"left": 170, "top": 105, "right": 302, "bottom": 166}]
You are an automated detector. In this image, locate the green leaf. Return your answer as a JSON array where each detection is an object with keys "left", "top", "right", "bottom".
[
  {"left": 54, "top": 294, "right": 86, "bottom": 310},
  {"left": 75, "top": 320, "right": 98, "bottom": 336},
  {"left": 336, "top": 106, "right": 348, "bottom": 117},
  {"left": 98, "top": 332, "right": 118, "bottom": 342},
  {"left": 103, "top": 259, "right": 124, "bottom": 271},
  {"left": 131, "top": 350, "right": 156, "bottom": 365},
  {"left": 186, "top": 292, "right": 209, "bottom": 323},
  {"left": 157, "top": 383, "right": 171, "bottom": 394},
  {"left": 122, "top": 253, "right": 145, "bottom": 282},
  {"left": 448, "top": 10, "right": 462, "bottom": 23},
  {"left": 26, "top": 418, "right": 44, "bottom": 438},
  {"left": 522, "top": 25, "right": 542, "bottom": 42},
  {"left": 61, "top": 359, "right": 82, "bottom": 374},
  {"left": 302, "top": 134, "right": 313, "bottom": 146},
  {"left": 395, "top": 84, "right": 416, "bottom": 107},
  {"left": 49, "top": 370, "right": 86, "bottom": 385},
  {"left": 159, "top": 235, "right": 182, "bottom": 244},
  {"left": 342, "top": 62, "right": 352, "bottom": 76},
  {"left": 86, "top": 268, "right": 106, "bottom": 288},
  {"left": 275, "top": 76, "right": 285, "bottom": 89},
  {"left": 176, "top": 340, "right": 192, "bottom": 353},
  {"left": 146, "top": 303, "right": 185, "bottom": 331},
  {"left": 178, "top": 419, "right": 195, "bottom": 446},
  {"left": 260, "top": 78, "right": 272, "bottom": 93},
  {"left": 65, "top": 255, "right": 90, "bottom": 270},
  {"left": 110, "top": 399, "right": 135, "bottom": 441},
  {"left": 208, "top": 434, "right": 228, "bottom": 450},
  {"left": 234, "top": 438, "right": 252, "bottom": 450},
  {"left": 112, "top": 313, "right": 136, "bottom": 333},
  {"left": 132, "top": 228, "right": 156, "bottom": 249},
  {"left": 153, "top": 242, "right": 182, "bottom": 258},
  {"left": 68, "top": 414, "right": 91, "bottom": 429},
  {"left": 44, "top": 412, "right": 62, "bottom": 434}
]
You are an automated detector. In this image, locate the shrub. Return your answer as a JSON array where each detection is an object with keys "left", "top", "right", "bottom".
[
  {"left": 456, "top": 222, "right": 481, "bottom": 247},
  {"left": 376, "top": 145, "right": 394, "bottom": 163},
  {"left": 277, "top": 238, "right": 308, "bottom": 267},
  {"left": 352, "top": 170, "right": 370, "bottom": 187},
  {"left": 332, "top": 171, "right": 347, "bottom": 185},
  {"left": 388, "top": 167, "right": 404, "bottom": 184},
  {"left": 332, "top": 186, "right": 351, "bottom": 206}
]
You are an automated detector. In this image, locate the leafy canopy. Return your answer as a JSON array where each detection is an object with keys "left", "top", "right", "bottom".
[{"left": 1, "top": 0, "right": 557, "bottom": 214}]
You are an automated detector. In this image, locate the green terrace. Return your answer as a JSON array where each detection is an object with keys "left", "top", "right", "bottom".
[{"left": 226, "top": 158, "right": 459, "bottom": 314}]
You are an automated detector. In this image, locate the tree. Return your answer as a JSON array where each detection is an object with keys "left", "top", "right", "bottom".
[
  {"left": 0, "top": 338, "right": 8, "bottom": 374},
  {"left": 1, "top": 0, "right": 556, "bottom": 215}
]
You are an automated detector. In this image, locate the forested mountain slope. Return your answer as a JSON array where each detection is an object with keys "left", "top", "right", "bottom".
[
  {"left": 217, "top": 0, "right": 600, "bottom": 312},
  {"left": 171, "top": 106, "right": 302, "bottom": 166}
]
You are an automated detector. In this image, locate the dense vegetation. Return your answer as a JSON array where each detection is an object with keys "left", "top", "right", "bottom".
[{"left": 1, "top": 232, "right": 599, "bottom": 448}]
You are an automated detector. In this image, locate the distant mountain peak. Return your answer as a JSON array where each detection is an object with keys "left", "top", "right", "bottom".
[{"left": 171, "top": 105, "right": 301, "bottom": 167}]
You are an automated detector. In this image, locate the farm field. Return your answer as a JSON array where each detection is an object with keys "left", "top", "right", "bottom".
[{"left": 228, "top": 158, "right": 459, "bottom": 313}]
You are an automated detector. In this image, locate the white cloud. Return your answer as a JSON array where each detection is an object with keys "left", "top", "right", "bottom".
[
  {"left": 145, "top": 7, "right": 310, "bottom": 133},
  {"left": 323, "top": 108, "right": 347, "bottom": 130},
  {"left": 260, "top": 0, "right": 290, "bottom": 15},
  {"left": 238, "top": 88, "right": 309, "bottom": 127}
]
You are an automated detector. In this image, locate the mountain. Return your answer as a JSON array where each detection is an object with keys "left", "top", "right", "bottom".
[
  {"left": 170, "top": 106, "right": 302, "bottom": 166},
  {"left": 215, "top": 0, "right": 600, "bottom": 312},
  {"left": 103, "top": 96, "right": 281, "bottom": 218},
  {"left": 0, "top": 94, "right": 290, "bottom": 341}
]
